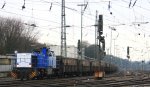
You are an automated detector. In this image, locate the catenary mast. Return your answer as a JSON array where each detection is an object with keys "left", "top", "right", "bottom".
[{"left": 61, "top": 0, "right": 67, "bottom": 57}]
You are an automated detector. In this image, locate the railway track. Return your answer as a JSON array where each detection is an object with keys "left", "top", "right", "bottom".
[
  {"left": 78, "top": 77, "right": 150, "bottom": 87},
  {"left": 0, "top": 76, "right": 91, "bottom": 87},
  {"left": 1, "top": 75, "right": 150, "bottom": 87}
]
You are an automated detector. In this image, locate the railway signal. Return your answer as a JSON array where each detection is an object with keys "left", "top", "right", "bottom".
[
  {"left": 127, "top": 46, "right": 130, "bottom": 59},
  {"left": 97, "top": 15, "right": 105, "bottom": 60},
  {"left": 97, "top": 15, "right": 103, "bottom": 49},
  {"left": 77, "top": 39, "right": 81, "bottom": 55},
  {"left": 98, "top": 15, "right": 103, "bottom": 35}
]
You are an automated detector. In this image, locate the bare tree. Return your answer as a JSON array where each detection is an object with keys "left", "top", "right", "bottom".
[{"left": 0, "top": 17, "right": 38, "bottom": 54}]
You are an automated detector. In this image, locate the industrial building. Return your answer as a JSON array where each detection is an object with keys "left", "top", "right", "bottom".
[{"left": 48, "top": 45, "right": 79, "bottom": 58}]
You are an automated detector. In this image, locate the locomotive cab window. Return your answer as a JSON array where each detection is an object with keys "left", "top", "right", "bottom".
[{"left": 31, "top": 55, "right": 37, "bottom": 67}]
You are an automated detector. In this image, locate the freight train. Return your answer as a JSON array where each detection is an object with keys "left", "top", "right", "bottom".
[{"left": 11, "top": 47, "right": 118, "bottom": 80}]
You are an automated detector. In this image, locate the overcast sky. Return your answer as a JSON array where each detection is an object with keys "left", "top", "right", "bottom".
[{"left": 1, "top": 0, "right": 150, "bottom": 61}]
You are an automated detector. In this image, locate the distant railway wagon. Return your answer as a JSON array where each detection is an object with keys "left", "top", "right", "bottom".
[{"left": 10, "top": 47, "right": 118, "bottom": 80}]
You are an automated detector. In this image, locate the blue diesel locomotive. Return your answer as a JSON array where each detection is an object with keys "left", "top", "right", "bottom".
[{"left": 12, "top": 47, "right": 56, "bottom": 80}]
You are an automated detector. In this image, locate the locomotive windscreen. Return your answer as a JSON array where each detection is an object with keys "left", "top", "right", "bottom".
[{"left": 16, "top": 53, "right": 32, "bottom": 68}]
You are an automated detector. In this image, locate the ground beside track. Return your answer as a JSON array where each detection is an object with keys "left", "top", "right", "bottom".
[{"left": 1, "top": 72, "right": 150, "bottom": 87}]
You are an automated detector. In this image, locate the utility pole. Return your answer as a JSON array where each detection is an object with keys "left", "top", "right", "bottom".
[
  {"left": 77, "top": 3, "right": 88, "bottom": 76},
  {"left": 109, "top": 26, "right": 116, "bottom": 63},
  {"left": 61, "top": 0, "right": 67, "bottom": 58},
  {"left": 95, "top": 11, "right": 98, "bottom": 59},
  {"left": 142, "top": 60, "right": 144, "bottom": 73},
  {"left": 110, "top": 27, "right": 113, "bottom": 62}
]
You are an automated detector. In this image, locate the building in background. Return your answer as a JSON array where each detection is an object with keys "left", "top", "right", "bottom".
[{"left": 48, "top": 45, "right": 78, "bottom": 58}]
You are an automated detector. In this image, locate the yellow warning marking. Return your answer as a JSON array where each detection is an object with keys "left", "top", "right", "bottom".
[
  {"left": 94, "top": 71, "right": 105, "bottom": 80},
  {"left": 11, "top": 72, "right": 17, "bottom": 79},
  {"left": 29, "top": 71, "right": 36, "bottom": 79}
]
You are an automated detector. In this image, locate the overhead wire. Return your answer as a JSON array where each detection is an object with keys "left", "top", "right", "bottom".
[
  {"left": 0, "top": 0, "right": 124, "bottom": 29},
  {"left": 113, "top": 1, "right": 150, "bottom": 24},
  {"left": 0, "top": 1, "right": 61, "bottom": 25},
  {"left": 36, "top": 24, "right": 88, "bottom": 43},
  {"left": 129, "top": 2, "right": 150, "bottom": 36},
  {"left": 38, "top": 28, "right": 77, "bottom": 43},
  {"left": 37, "top": 0, "right": 150, "bottom": 50},
  {"left": 0, "top": 0, "right": 123, "bottom": 46},
  {"left": 22, "top": 0, "right": 26, "bottom": 10},
  {"left": 132, "top": 0, "right": 138, "bottom": 7},
  {"left": 106, "top": 1, "right": 150, "bottom": 29},
  {"left": 0, "top": 2, "right": 54, "bottom": 13},
  {"left": 129, "top": 0, "right": 132, "bottom": 8},
  {"left": 0, "top": 0, "right": 82, "bottom": 31},
  {"left": 103, "top": 1, "right": 149, "bottom": 49},
  {"left": 1, "top": 0, "right": 150, "bottom": 42},
  {"left": 1, "top": 1, "right": 6, "bottom": 9},
  {"left": 60, "top": 0, "right": 150, "bottom": 39},
  {"left": 4, "top": 0, "right": 149, "bottom": 26},
  {"left": 49, "top": 2, "right": 52, "bottom": 11},
  {"left": 122, "top": 0, "right": 150, "bottom": 12},
  {"left": 89, "top": 0, "right": 127, "bottom": 25},
  {"left": 0, "top": 1, "right": 54, "bottom": 12},
  {"left": 0, "top": 10, "right": 62, "bottom": 28},
  {"left": 41, "top": 0, "right": 120, "bottom": 25}
]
